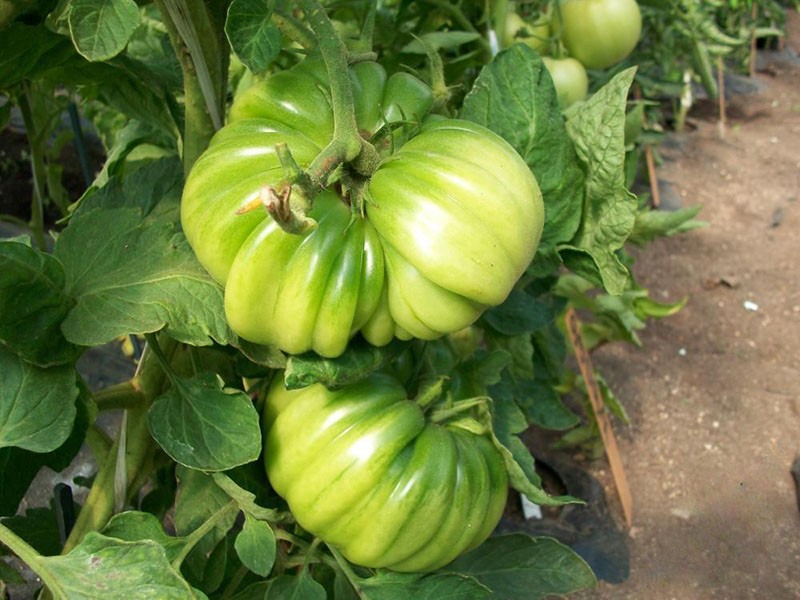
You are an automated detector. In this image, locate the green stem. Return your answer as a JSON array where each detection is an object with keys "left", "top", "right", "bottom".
[
  {"left": 85, "top": 424, "right": 113, "bottom": 460},
  {"left": 143, "top": 333, "right": 179, "bottom": 386},
  {"left": 220, "top": 564, "right": 249, "bottom": 599},
  {"left": 62, "top": 338, "right": 176, "bottom": 553},
  {"left": 156, "top": 0, "right": 228, "bottom": 175},
  {"left": 171, "top": 500, "right": 238, "bottom": 570},
  {"left": 17, "top": 87, "right": 47, "bottom": 251},
  {"left": 297, "top": 0, "right": 376, "bottom": 184},
  {"left": 430, "top": 397, "right": 489, "bottom": 424},
  {"left": 271, "top": 10, "right": 316, "bottom": 49},
  {"left": 0, "top": 522, "right": 68, "bottom": 598},
  {"left": 93, "top": 381, "right": 145, "bottom": 411},
  {"left": 327, "top": 546, "right": 365, "bottom": 595},
  {"left": 274, "top": 529, "right": 311, "bottom": 550},
  {"left": 0, "top": 214, "right": 32, "bottom": 229}
]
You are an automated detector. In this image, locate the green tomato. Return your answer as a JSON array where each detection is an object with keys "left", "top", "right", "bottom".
[
  {"left": 542, "top": 56, "right": 589, "bottom": 109},
  {"left": 556, "top": 0, "right": 642, "bottom": 69},
  {"left": 263, "top": 373, "right": 509, "bottom": 572},
  {"left": 182, "top": 59, "right": 543, "bottom": 356},
  {"left": 505, "top": 11, "right": 550, "bottom": 54}
]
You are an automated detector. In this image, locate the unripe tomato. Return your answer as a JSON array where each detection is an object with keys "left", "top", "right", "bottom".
[
  {"left": 542, "top": 56, "right": 589, "bottom": 109},
  {"left": 505, "top": 12, "right": 550, "bottom": 54},
  {"left": 182, "top": 59, "right": 544, "bottom": 356},
  {"left": 263, "top": 373, "right": 509, "bottom": 572},
  {"left": 555, "top": 0, "right": 642, "bottom": 70}
]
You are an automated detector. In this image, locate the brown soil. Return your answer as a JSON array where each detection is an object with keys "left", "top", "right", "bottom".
[{"left": 576, "top": 10, "right": 800, "bottom": 600}]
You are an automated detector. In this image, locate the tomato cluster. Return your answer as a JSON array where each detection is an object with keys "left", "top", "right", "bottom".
[
  {"left": 182, "top": 59, "right": 544, "bottom": 358},
  {"left": 505, "top": 0, "right": 642, "bottom": 108},
  {"left": 181, "top": 59, "right": 537, "bottom": 572}
]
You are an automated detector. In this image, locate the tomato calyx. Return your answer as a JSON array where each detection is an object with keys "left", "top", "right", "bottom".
[{"left": 429, "top": 396, "right": 490, "bottom": 426}]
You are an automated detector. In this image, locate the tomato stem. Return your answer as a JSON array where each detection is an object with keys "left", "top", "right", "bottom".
[
  {"left": 156, "top": 0, "right": 227, "bottom": 175},
  {"left": 171, "top": 500, "right": 238, "bottom": 571},
  {"left": 271, "top": 10, "right": 316, "bottom": 50},
  {"left": 93, "top": 380, "right": 145, "bottom": 411},
  {"left": 297, "top": 0, "right": 379, "bottom": 185},
  {"left": 430, "top": 396, "right": 490, "bottom": 424},
  {"left": 62, "top": 337, "right": 176, "bottom": 553},
  {"left": 327, "top": 545, "right": 367, "bottom": 593}
]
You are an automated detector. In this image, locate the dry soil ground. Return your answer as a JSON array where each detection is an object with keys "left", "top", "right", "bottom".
[{"left": 576, "top": 11, "right": 800, "bottom": 600}]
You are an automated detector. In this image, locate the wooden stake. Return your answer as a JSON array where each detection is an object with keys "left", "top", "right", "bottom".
[
  {"left": 717, "top": 56, "right": 727, "bottom": 139},
  {"left": 564, "top": 307, "right": 633, "bottom": 528},
  {"left": 749, "top": 4, "right": 758, "bottom": 77},
  {"left": 633, "top": 86, "right": 661, "bottom": 208}
]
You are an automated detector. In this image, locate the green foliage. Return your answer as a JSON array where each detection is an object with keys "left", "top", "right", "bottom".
[{"left": 0, "top": 0, "right": 722, "bottom": 596}]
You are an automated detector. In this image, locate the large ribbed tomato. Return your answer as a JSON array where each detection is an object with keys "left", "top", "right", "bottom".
[
  {"left": 262, "top": 373, "right": 509, "bottom": 572},
  {"left": 181, "top": 59, "right": 544, "bottom": 357}
]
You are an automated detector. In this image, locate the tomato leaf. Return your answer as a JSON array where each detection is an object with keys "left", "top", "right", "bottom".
[
  {"left": 175, "top": 467, "right": 239, "bottom": 582},
  {"left": 225, "top": 0, "right": 282, "bottom": 74},
  {"left": 234, "top": 513, "right": 276, "bottom": 577},
  {"left": 485, "top": 383, "right": 577, "bottom": 506},
  {"left": 101, "top": 511, "right": 186, "bottom": 563},
  {"left": 1, "top": 506, "right": 65, "bottom": 557},
  {"left": 285, "top": 339, "right": 410, "bottom": 390},
  {"left": 0, "top": 240, "right": 83, "bottom": 367},
  {"left": 68, "top": 0, "right": 141, "bottom": 62},
  {"left": 0, "top": 345, "right": 78, "bottom": 453},
  {"left": 359, "top": 571, "right": 491, "bottom": 599},
  {"left": 38, "top": 533, "right": 203, "bottom": 599},
  {"left": 561, "top": 68, "right": 638, "bottom": 295},
  {"left": 0, "top": 23, "right": 76, "bottom": 89},
  {"left": 211, "top": 472, "right": 281, "bottom": 522},
  {"left": 444, "top": 534, "right": 596, "bottom": 599},
  {"left": 482, "top": 288, "right": 564, "bottom": 336},
  {"left": 0, "top": 386, "right": 90, "bottom": 516},
  {"left": 266, "top": 572, "right": 327, "bottom": 600},
  {"left": 55, "top": 158, "right": 233, "bottom": 348},
  {"left": 402, "top": 31, "right": 482, "bottom": 53},
  {"left": 460, "top": 45, "right": 585, "bottom": 276},
  {"left": 511, "top": 379, "right": 580, "bottom": 431},
  {"left": 148, "top": 372, "right": 261, "bottom": 472},
  {"left": 628, "top": 205, "right": 706, "bottom": 245}
]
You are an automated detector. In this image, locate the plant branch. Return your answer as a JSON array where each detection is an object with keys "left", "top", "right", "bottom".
[
  {"left": 17, "top": 87, "right": 48, "bottom": 251},
  {"left": 271, "top": 10, "right": 316, "bottom": 49},
  {"left": 171, "top": 500, "right": 238, "bottom": 570},
  {"left": 296, "top": 0, "right": 378, "bottom": 185},
  {"left": 62, "top": 338, "right": 177, "bottom": 553},
  {"left": 327, "top": 545, "right": 366, "bottom": 595},
  {"left": 0, "top": 522, "right": 67, "bottom": 598},
  {"left": 93, "top": 381, "right": 145, "bottom": 411},
  {"left": 156, "top": 0, "right": 228, "bottom": 175}
]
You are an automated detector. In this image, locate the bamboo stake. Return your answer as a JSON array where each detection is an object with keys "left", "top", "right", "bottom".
[
  {"left": 565, "top": 308, "right": 633, "bottom": 528},
  {"left": 717, "top": 56, "right": 726, "bottom": 139},
  {"left": 633, "top": 86, "right": 661, "bottom": 208}
]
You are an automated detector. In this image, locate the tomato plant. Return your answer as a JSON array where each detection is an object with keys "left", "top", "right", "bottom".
[
  {"left": 556, "top": 0, "right": 643, "bottom": 69},
  {"left": 0, "top": 0, "right": 713, "bottom": 597},
  {"left": 263, "top": 373, "right": 508, "bottom": 572}
]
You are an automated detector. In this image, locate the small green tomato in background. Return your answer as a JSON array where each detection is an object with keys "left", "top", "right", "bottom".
[
  {"left": 542, "top": 56, "right": 589, "bottom": 109},
  {"left": 505, "top": 11, "right": 550, "bottom": 54},
  {"left": 555, "top": 0, "right": 642, "bottom": 70},
  {"left": 263, "top": 373, "right": 509, "bottom": 572}
]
